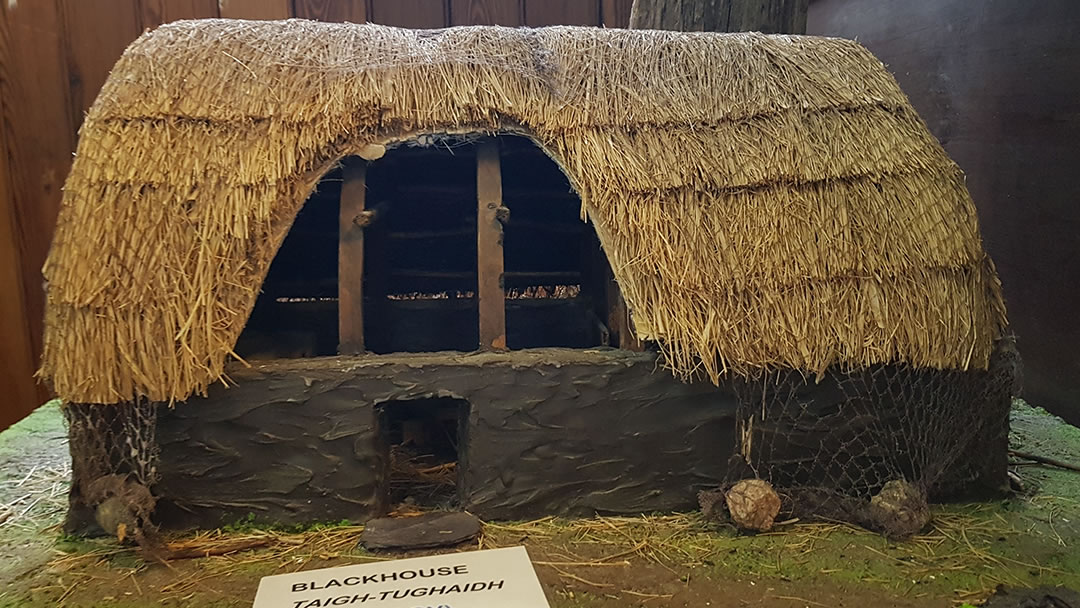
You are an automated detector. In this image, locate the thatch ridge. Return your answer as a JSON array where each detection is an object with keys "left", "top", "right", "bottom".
[{"left": 41, "top": 19, "right": 1007, "bottom": 404}]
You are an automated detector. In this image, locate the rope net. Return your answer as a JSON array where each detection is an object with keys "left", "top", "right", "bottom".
[
  {"left": 717, "top": 338, "right": 1018, "bottom": 537},
  {"left": 63, "top": 402, "right": 159, "bottom": 541}
]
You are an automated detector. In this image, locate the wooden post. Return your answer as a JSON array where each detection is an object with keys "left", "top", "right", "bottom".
[
  {"left": 219, "top": 0, "right": 291, "bottom": 20},
  {"left": 607, "top": 274, "right": 644, "bottom": 351},
  {"left": 629, "top": 0, "right": 808, "bottom": 34},
  {"left": 339, "top": 160, "right": 366, "bottom": 355},
  {"left": 476, "top": 141, "right": 507, "bottom": 350}
]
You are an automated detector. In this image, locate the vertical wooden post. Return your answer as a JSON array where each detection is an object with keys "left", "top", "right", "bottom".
[
  {"left": 219, "top": 0, "right": 291, "bottom": 20},
  {"left": 629, "top": 0, "right": 808, "bottom": 34},
  {"left": 339, "top": 160, "right": 366, "bottom": 355},
  {"left": 607, "top": 273, "right": 644, "bottom": 351},
  {"left": 476, "top": 141, "right": 507, "bottom": 351}
]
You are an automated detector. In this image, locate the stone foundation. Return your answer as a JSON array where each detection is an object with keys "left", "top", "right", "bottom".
[{"left": 154, "top": 349, "right": 738, "bottom": 529}]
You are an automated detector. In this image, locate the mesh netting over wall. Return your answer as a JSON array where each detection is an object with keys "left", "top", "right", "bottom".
[
  {"left": 717, "top": 338, "right": 1018, "bottom": 537},
  {"left": 63, "top": 402, "right": 159, "bottom": 540}
]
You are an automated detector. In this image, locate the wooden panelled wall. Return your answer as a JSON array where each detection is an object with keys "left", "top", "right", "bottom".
[{"left": 0, "top": 0, "right": 633, "bottom": 430}]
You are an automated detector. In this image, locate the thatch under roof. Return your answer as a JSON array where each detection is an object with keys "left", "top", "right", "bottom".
[{"left": 40, "top": 20, "right": 1007, "bottom": 405}]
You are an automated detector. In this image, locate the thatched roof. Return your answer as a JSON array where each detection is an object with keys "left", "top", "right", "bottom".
[{"left": 40, "top": 19, "right": 1007, "bottom": 405}]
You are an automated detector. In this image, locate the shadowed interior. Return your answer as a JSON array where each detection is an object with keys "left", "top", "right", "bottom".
[{"left": 234, "top": 135, "right": 613, "bottom": 359}]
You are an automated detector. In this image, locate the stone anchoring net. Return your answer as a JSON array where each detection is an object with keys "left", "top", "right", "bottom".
[
  {"left": 716, "top": 337, "right": 1019, "bottom": 538},
  {"left": 63, "top": 401, "right": 160, "bottom": 542}
]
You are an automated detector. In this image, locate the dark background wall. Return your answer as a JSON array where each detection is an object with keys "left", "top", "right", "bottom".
[
  {"left": 809, "top": 0, "right": 1080, "bottom": 424},
  {"left": 0, "top": 0, "right": 634, "bottom": 431}
]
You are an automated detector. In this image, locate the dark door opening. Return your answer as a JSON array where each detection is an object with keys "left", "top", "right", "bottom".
[{"left": 376, "top": 397, "right": 469, "bottom": 508}]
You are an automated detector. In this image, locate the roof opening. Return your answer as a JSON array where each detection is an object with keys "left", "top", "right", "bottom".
[
  {"left": 500, "top": 135, "right": 611, "bottom": 348},
  {"left": 232, "top": 168, "right": 341, "bottom": 360},
  {"left": 234, "top": 133, "right": 629, "bottom": 360},
  {"left": 363, "top": 142, "right": 480, "bottom": 353}
]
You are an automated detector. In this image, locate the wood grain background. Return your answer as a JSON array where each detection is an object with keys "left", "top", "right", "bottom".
[{"left": 0, "top": 0, "right": 633, "bottom": 430}]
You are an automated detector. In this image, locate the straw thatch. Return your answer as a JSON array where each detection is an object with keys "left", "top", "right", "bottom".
[{"left": 40, "top": 19, "right": 1007, "bottom": 405}]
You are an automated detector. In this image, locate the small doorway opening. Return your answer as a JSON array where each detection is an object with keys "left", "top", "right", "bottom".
[{"left": 376, "top": 397, "right": 469, "bottom": 508}]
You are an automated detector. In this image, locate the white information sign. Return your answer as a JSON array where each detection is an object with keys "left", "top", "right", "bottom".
[{"left": 253, "top": 546, "right": 550, "bottom": 608}]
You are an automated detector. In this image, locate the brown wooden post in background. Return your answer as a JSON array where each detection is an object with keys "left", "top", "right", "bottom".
[
  {"left": 476, "top": 141, "right": 507, "bottom": 351},
  {"left": 629, "top": 0, "right": 807, "bottom": 34},
  {"left": 219, "top": 0, "right": 290, "bottom": 19},
  {"left": 607, "top": 274, "right": 644, "bottom": 351},
  {"left": 338, "top": 160, "right": 367, "bottom": 355}
]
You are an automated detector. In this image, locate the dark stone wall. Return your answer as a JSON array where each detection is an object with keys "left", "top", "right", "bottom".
[
  {"left": 807, "top": 0, "right": 1080, "bottom": 425},
  {"left": 155, "top": 349, "right": 737, "bottom": 529}
]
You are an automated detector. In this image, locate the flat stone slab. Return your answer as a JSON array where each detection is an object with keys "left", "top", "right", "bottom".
[{"left": 361, "top": 512, "right": 481, "bottom": 550}]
